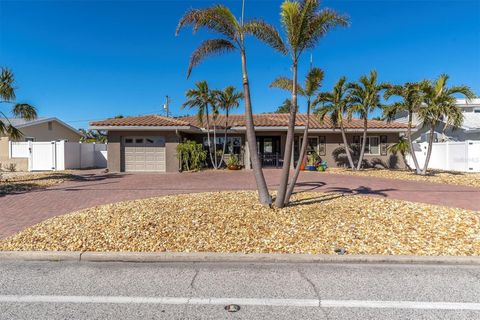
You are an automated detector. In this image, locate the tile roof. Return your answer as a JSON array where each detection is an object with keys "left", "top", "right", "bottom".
[
  {"left": 90, "top": 115, "right": 190, "bottom": 127},
  {"left": 90, "top": 114, "right": 409, "bottom": 130}
]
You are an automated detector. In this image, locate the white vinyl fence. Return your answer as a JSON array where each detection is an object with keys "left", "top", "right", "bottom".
[
  {"left": 407, "top": 141, "right": 480, "bottom": 172},
  {"left": 9, "top": 141, "right": 107, "bottom": 171}
]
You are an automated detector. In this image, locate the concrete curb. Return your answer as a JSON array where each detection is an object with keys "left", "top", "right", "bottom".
[{"left": 1, "top": 251, "right": 479, "bottom": 265}]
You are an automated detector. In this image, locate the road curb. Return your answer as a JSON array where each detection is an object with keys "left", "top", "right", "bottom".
[{"left": 1, "top": 251, "right": 479, "bottom": 265}]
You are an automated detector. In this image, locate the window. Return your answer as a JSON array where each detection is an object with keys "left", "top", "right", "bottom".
[
  {"left": 24, "top": 137, "right": 35, "bottom": 142},
  {"left": 125, "top": 138, "right": 133, "bottom": 144},
  {"left": 203, "top": 136, "right": 242, "bottom": 154},
  {"left": 48, "top": 121, "right": 53, "bottom": 131},
  {"left": 135, "top": 138, "right": 144, "bottom": 144},
  {"left": 474, "top": 108, "right": 480, "bottom": 113},
  {"left": 360, "top": 136, "right": 380, "bottom": 155},
  {"left": 299, "top": 136, "right": 326, "bottom": 156}
]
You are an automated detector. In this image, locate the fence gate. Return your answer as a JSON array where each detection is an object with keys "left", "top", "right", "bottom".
[{"left": 29, "top": 142, "right": 56, "bottom": 171}]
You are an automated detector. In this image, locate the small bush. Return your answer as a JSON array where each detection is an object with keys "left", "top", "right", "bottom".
[{"left": 176, "top": 140, "right": 207, "bottom": 172}]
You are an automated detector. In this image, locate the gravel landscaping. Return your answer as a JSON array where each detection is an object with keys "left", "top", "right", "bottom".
[
  {"left": 1, "top": 191, "right": 478, "bottom": 256},
  {"left": 0, "top": 172, "right": 77, "bottom": 195},
  {"left": 327, "top": 168, "right": 480, "bottom": 188}
]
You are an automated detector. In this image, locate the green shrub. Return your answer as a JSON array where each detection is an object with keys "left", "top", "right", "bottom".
[{"left": 176, "top": 140, "right": 207, "bottom": 172}]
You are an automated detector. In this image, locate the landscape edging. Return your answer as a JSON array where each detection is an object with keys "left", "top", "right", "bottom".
[{"left": 0, "top": 251, "right": 479, "bottom": 265}]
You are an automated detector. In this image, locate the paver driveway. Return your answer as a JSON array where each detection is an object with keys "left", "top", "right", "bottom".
[{"left": 1, "top": 169, "right": 479, "bottom": 239}]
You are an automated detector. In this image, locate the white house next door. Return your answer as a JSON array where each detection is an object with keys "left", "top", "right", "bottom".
[{"left": 124, "top": 136, "right": 166, "bottom": 172}]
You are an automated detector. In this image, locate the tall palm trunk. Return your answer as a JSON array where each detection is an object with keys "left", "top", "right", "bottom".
[
  {"left": 220, "top": 111, "right": 229, "bottom": 167},
  {"left": 421, "top": 126, "right": 435, "bottom": 175},
  {"left": 406, "top": 111, "right": 421, "bottom": 174},
  {"left": 356, "top": 117, "right": 368, "bottom": 170},
  {"left": 205, "top": 106, "right": 215, "bottom": 168},
  {"left": 284, "top": 98, "right": 310, "bottom": 205},
  {"left": 275, "top": 60, "right": 298, "bottom": 208},
  {"left": 240, "top": 47, "right": 272, "bottom": 205},
  {"left": 340, "top": 119, "right": 355, "bottom": 170},
  {"left": 212, "top": 119, "right": 219, "bottom": 169}
]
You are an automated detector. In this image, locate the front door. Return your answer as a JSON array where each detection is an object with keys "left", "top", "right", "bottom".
[{"left": 256, "top": 136, "right": 281, "bottom": 167}]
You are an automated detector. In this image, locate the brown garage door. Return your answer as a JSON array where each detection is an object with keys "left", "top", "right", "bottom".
[{"left": 124, "top": 136, "right": 166, "bottom": 172}]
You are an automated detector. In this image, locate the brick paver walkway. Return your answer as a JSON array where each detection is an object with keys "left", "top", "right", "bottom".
[{"left": 1, "top": 169, "right": 479, "bottom": 239}]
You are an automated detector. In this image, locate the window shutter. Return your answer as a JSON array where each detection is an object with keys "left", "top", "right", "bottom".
[{"left": 380, "top": 135, "right": 388, "bottom": 155}]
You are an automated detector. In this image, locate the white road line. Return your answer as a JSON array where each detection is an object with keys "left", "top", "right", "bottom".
[{"left": 0, "top": 295, "right": 479, "bottom": 311}]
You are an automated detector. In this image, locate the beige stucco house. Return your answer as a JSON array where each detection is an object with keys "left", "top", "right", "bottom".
[
  {"left": 90, "top": 113, "right": 409, "bottom": 173},
  {"left": 0, "top": 117, "right": 83, "bottom": 170}
]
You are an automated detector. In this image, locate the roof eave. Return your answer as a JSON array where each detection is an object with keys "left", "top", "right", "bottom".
[{"left": 89, "top": 125, "right": 194, "bottom": 131}]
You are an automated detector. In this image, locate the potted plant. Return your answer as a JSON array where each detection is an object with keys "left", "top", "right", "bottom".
[
  {"left": 305, "top": 153, "right": 317, "bottom": 171},
  {"left": 226, "top": 154, "right": 242, "bottom": 170}
]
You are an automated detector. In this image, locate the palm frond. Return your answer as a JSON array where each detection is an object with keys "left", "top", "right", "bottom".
[
  {"left": 304, "top": 67, "right": 324, "bottom": 96},
  {"left": 0, "top": 67, "right": 16, "bottom": 102},
  {"left": 176, "top": 6, "right": 238, "bottom": 40},
  {"left": 186, "top": 39, "right": 236, "bottom": 78},
  {"left": 243, "top": 19, "right": 288, "bottom": 54},
  {"left": 12, "top": 103, "right": 37, "bottom": 121}
]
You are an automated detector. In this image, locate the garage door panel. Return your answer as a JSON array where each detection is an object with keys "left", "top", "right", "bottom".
[{"left": 123, "top": 136, "right": 166, "bottom": 172}]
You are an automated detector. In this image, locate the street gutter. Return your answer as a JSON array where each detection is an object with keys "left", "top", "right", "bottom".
[{"left": 0, "top": 251, "right": 479, "bottom": 265}]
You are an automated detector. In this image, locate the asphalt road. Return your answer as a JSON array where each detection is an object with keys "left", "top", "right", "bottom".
[{"left": 0, "top": 260, "right": 479, "bottom": 319}]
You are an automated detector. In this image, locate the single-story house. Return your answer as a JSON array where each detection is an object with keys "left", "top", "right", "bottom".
[
  {"left": 0, "top": 117, "right": 84, "bottom": 170},
  {"left": 91, "top": 113, "right": 409, "bottom": 173}
]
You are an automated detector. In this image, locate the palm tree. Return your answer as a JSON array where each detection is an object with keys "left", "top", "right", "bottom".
[
  {"left": 176, "top": 3, "right": 286, "bottom": 205},
  {"left": 315, "top": 76, "right": 355, "bottom": 170},
  {"left": 0, "top": 67, "right": 37, "bottom": 139},
  {"left": 275, "top": 98, "right": 294, "bottom": 113},
  {"left": 388, "top": 136, "right": 412, "bottom": 171},
  {"left": 383, "top": 82, "right": 427, "bottom": 174},
  {"left": 270, "top": 67, "right": 324, "bottom": 204},
  {"left": 348, "top": 70, "right": 390, "bottom": 170},
  {"left": 273, "top": 0, "right": 348, "bottom": 208},
  {"left": 182, "top": 81, "right": 217, "bottom": 168},
  {"left": 212, "top": 86, "right": 243, "bottom": 166},
  {"left": 417, "top": 74, "right": 475, "bottom": 175}
]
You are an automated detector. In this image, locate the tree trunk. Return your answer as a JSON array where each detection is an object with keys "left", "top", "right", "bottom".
[
  {"left": 406, "top": 111, "right": 421, "bottom": 174},
  {"left": 240, "top": 48, "right": 272, "bottom": 205},
  {"left": 220, "top": 111, "right": 229, "bottom": 167},
  {"left": 283, "top": 98, "right": 310, "bottom": 205},
  {"left": 212, "top": 119, "right": 218, "bottom": 169},
  {"left": 421, "top": 126, "right": 435, "bottom": 175},
  {"left": 340, "top": 119, "right": 355, "bottom": 170},
  {"left": 205, "top": 106, "right": 215, "bottom": 168},
  {"left": 356, "top": 117, "right": 368, "bottom": 170},
  {"left": 402, "top": 151, "right": 412, "bottom": 171},
  {"left": 275, "top": 60, "right": 298, "bottom": 208}
]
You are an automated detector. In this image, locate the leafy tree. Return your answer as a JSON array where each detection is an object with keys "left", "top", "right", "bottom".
[
  {"left": 383, "top": 82, "right": 427, "bottom": 174},
  {"left": 271, "top": 67, "right": 324, "bottom": 204},
  {"left": 348, "top": 70, "right": 390, "bottom": 170},
  {"left": 0, "top": 67, "right": 37, "bottom": 139},
  {"left": 176, "top": 3, "right": 286, "bottom": 205},
  {"left": 273, "top": 0, "right": 348, "bottom": 208},
  {"left": 212, "top": 86, "right": 243, "bottom": 166},
  {"left": 417, "top": 74, "right": 475, "bottom": 175},
  {"left": 315, "top": 76, "right": 355, "bottom": 170}
]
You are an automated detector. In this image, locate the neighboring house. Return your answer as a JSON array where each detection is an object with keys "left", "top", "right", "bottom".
[
  {"left": 394, "top": 98, "right": 480, "bottom": 142},
  {"left": 90, "top": 114, "right": 408, "bottom": 173},
  {"left": 0, "top": 117, "right": 84, "bottom": 170}
]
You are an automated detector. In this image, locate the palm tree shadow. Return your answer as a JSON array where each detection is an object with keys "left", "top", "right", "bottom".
[
  {"left": 292, "top": 181, "right": 326, "bottom": 192},
  {"left": 325, "top": 185, "right": 394, "bottom": 197},
  {"left": 287, "top": 185, "right": 395, "bottom": 207}
]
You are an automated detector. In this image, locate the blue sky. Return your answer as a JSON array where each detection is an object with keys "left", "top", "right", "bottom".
[{"left": 1, "top": 0, "right": 479, "bottom": 129}]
